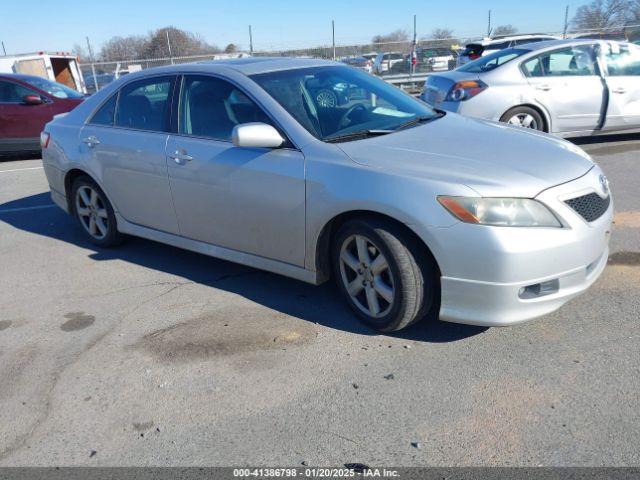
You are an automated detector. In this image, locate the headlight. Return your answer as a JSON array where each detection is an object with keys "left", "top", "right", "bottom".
[{"left": 438, "top": 196, "right": 562, "bottom": 227}]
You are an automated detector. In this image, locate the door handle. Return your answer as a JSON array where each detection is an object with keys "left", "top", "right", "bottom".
[
  {"left": 535, "top": 84, "right": 552, "bottom": 91},
  {"left": 168, "top": 150, "right": 193, "bottom": 164},
  {"left": 82, "top": 136, "right": 100, "bottom": 147},
  {"left": 612, "top": 87, "right": 627, "bottom": 94}
]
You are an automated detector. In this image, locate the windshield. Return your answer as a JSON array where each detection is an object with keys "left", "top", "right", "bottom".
[
  {"left": 22, "top": 76, "right": 84, "bottom": 99},
  {"left": 458, "top": 48, "right": 528, "bottom": 73},
  {"left": 251, "top": 66, "right": 439, "bottom": 141}
]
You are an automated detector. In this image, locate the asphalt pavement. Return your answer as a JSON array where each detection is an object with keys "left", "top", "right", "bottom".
[{"left": 0, "top": 134, "right": 638, "bottom": 466}]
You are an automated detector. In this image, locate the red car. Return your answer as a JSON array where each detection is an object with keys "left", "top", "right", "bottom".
[{"left": 0, "top": 74, "right": 84, "bottom": 154}]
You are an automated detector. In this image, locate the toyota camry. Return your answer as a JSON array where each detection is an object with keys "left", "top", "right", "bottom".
[{"left": 41, "top": 58, "right": 613, "bottom": 331}]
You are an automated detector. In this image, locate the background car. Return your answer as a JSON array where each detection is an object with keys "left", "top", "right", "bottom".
[
  {"left": 422, "top": 39, "right": 640, "bottom": 137},
  {"left": 373, "top": 52, "right": 406, "bottom": 74},
  {"left": 456, "top": 34, "right": 559, "bottom": 66},
  {"left": 85, "top": 73, "right": 115, "bottom": 94},
  {"left": 341, "top": 56, "right": 373, "bottom": 74},
  {"left": 417, "top": 47, "right": 456, "bottom": 71},
  {"left": 0, "top": 74, "right": 84, "bottom": 154}
]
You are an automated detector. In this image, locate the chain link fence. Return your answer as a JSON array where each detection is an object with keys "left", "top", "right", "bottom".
[{"left": 80, "top": 24, "right": 640, "bottom": 94}]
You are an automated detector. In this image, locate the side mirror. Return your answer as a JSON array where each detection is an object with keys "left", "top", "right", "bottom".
[
  {"left": 232, "top": 123, "right": 284, "bottom": 148},
  {"left": 23, "top": 94, "right": 44, "bottom": 105}
]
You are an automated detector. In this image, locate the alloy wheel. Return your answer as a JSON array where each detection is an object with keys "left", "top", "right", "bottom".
[
  {"left": 339, "top": 234, "right": 395, "bottom": 318},
  {"left": 316, "top": 90, "right": 337, "bottom": 108},
  {"left": 507, "top": 113, "right": 539, "bottom": 129},
  {"left": 75, "top": 185, "right": 109, "bottom": 240}
]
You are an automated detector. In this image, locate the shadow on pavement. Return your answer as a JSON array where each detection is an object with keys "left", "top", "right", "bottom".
[
  {"left": 0, "top": 192, "right": 487, "bottom": 343},
  {"left": 0, "top": 152, "right": 42, "bottom": 161},
  {"left": 570, "top": 132, "right": 640, "bottom": 146}
]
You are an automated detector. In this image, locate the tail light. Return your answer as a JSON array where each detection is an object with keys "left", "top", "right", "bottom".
[
  {"left": 40, "top": 131, "right": 50, "bottom": 149},
  {"left": 469, "top": 53, "right": 481, "bottom": 60},
  {"left": 445, "top": 80, "right": 488, "bottom": 102}
]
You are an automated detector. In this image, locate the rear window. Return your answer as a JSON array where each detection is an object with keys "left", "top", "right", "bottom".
[
  {"left": 462, "top": 44, "right": 484, "bottom": 56},
  {"left": 458, "top": 48, "right": 528, "bottom": 73}
]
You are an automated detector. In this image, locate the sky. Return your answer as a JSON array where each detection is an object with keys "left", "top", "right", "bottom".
[{"left": 2, "top": 0, "right": 592, "bottom": 56}]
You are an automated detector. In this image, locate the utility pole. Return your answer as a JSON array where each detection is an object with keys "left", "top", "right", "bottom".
[
  {"left": 487, "top": 10, "right": 492, "bottom": 37},
  {"left": 563, "top": 5, "right": 570, "bottom": 39},
  {"left": 1, "top": 41, "right": 6, "bottom": 56},
  {"left": 166, "top": 30, "right": 174, "bottom": 64},
  {"left": 249, "top": 25, "right": 254, "bottom": 55},
  {"left": 86, "top": 36, "right": 99, "bottom": 93},
  {"left": 332, "top": 20, "right": 336, "bottom": 61},
  {"left": 411, "top": 14, "right": 417, "bottom": 77}
]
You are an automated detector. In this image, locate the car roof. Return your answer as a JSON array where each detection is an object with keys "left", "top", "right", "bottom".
[
  {"left": 0, "top": 73, "right": 46, "bottom": 82},
  {"left": 517, "top": 38, "right": 619, "bottom": 52}
]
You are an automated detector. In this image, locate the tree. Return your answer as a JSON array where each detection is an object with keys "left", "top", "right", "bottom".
[
  {"left": 492, "top": 25, "right": 518, "bottom": 36},
  {"left": 430, "top": 28, "right": 454, "bottom": 40},
  {"left": 571, "top": 0, "right": 630, "bottom": 30},
  {"left": 372, "top": 29, "right": 410, "bottom": 44},
  {"left": 142, "top": 26, "right": 218, "bottom": 58},
  {"left": 99, "top": 35, "right": 147, "bottom": 61},
  {"left": 224, "top": 43, "right": 238, "bottom": 53},
  {"left": 71, "top": 43, "right": 89, "bottom": 62}
]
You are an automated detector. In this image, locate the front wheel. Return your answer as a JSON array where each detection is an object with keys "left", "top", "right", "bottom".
[
  {"left": 332, "top": 218, "right": 438, "bottom": 332},
  {"left": 500, "top": 106, "right": 545, "bottom": 131},
  {"left": 71, "top": 176, "right": 123, "bottom": 247}
]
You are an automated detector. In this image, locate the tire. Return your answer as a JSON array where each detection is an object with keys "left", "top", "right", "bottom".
[
  {"left": 332, "top": 218, "right": 438, "bottom": 332},
  {"left": 500, "top": 106, "right": 545, "bottom": 131},
  {"left": 70, "top": 176, "right": 123, "bottom": 247}
]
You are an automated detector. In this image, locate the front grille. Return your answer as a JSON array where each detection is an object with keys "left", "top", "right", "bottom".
[{"left": 565, "top": 192, "right": 610, "bottom": 222}]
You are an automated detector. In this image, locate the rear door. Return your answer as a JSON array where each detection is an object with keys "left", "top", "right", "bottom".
[
  {"left": 601, "top": 43, "right": 640, "bottom": 131},
  {"left": 521, "top": 44, "right": 604, "bottom": 133},
  {"left": 79, "top": 75, "right": 180, "bottom": 234},
  {"left": 0, "top": 79, "right": 52, "bottom": 150},
  {"left": 165, "top": 74, "right": 306, "bottom": 265}
]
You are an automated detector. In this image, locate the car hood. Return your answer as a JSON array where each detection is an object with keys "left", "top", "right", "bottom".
[{"left": 336, "top": 113, "right": 594, "bottom": 198}]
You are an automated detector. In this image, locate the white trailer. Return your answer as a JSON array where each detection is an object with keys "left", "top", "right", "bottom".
[{"left": 0, "top": 51, "right": 87, "bottom": 94}]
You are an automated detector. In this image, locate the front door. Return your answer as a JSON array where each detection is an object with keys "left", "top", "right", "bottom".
[
  {"left": 80, "top": 75, "right": 179, "bottom": 234},
  {"left": 0, "top": 79, "right": 52, "bottom": 150},
  {"left": 166, "top": 74, "right": 306, "bottom": 266},
  {"left": 522, "top": 44, "right": 605, "bottom": 133},
  {"left": 601, "top": 42, "right": 640, "bottom": 131}
]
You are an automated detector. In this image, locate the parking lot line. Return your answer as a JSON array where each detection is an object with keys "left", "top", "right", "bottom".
[
  {"left": 0, "top": 204, "right": 55, "bottom": 214},
  {"left": 0, "top": 166, "right": 44, "bottom": 173}
]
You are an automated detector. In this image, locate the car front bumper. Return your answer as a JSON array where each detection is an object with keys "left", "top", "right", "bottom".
[{"left": 418, "top": 167, "right": 613, "bottom": 326}]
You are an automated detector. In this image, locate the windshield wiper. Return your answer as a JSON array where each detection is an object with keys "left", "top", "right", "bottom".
[
  {"left": 325, "top": 129, "right": 393, "bottom": 143},
  {"left": 394, "top": 111, "right": 446, "bottom": 132}
]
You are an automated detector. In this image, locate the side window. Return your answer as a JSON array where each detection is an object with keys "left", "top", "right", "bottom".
[
  {"left": 522, "top": 57, "right": 544, "bottom": 77},
  {"left": 605, "top": 45, "right": 640, "bottom": 76},
  {"left": 89, "top": 94, "right": 117, "bottom": 126},
  {"left": 0, "top": 80, "right": 38, "bottom": 103},
  {"left": 114, "top": 76, "right": 174, "bottom": 132},
  {"left": 180, "top": 75, "right": 273, "bottom": 140},
  {"left": 528, "top": 46, "right": 597, "bottom": 77}
]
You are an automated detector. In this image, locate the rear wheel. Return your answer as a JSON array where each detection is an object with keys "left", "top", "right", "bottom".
[
  {"left": 500, "top": 106, "right": 545, "bottom": 131},
  {"left": 71, "top": 176, "right": 123, "bottom": 247},
  {"left": 332, "top": 218, "right": 438, "bottom": 332}
]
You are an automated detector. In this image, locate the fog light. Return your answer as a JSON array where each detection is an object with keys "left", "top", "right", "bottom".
[{"left": 518, "top": 279, "right": 559, "bottom": 299}]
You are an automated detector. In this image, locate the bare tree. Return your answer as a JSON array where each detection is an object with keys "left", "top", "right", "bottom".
[
  {"left": 492, "top": 25, "right": 518, "bottom": 36},
  {"left": 99, "top": 35, "right": 147, "bottom": 61},
  {"left": 142, "top": 26, "right": 219, "bottom": 58},
  {"left": 224, "top": 43, "right": 238, "bottom": 53},
  {"left": 571, "top": 0, "right": 630, "bottom": 30},
  {"left": 372, "top": 29, "right": 410, "bottom": 44},
  {"left": 71, "top": 43, "right": 89, "bottom": 61},
  {"left": 429, "top": 28, "right": 454, "bottom": 40}
]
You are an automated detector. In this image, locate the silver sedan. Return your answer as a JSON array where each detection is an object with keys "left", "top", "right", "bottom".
[
  {"left": 42, "top": 58, "right": 612, "bottom": 331},
  {"left": 422, "top": 39, "right": 640, "bottom": 137}
]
